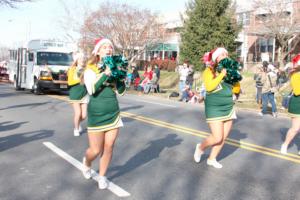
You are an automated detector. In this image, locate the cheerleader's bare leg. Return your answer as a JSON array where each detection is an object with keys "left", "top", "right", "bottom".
[
  {"left": 281, "top": 117, "right": 300, "bottom": 154},
  {"left": 80, "top": 103, "right": 87, "bottom": 121},
  {"left": 72, "top": 102, "right": 82, "bottom": 130},
  {"left": 200, "top": 121, "right": 224, "bottom": 151},
  {"left": 85, "top": 132, "right": 105, "bottom": 166},
  {"left": 209, "top": 120, "right": 233, "bottom": 160},
  {"left": 99, "top": 128, "right": 119, "bottom": 176}
]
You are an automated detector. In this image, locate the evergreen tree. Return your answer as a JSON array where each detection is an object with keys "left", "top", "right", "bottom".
[{"left": 180, "top": 0, "right": 239, "bottom": 70}]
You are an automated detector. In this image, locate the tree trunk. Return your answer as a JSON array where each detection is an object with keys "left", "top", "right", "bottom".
[{"left": 278, "top": 48, "right": 285, "bottom": 69}]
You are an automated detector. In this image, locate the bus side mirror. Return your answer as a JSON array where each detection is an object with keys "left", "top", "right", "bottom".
[{"left": 28, "top": 53, "right": 34, "bottom": 62}]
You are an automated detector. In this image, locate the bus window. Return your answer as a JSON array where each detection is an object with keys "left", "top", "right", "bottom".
[
  {"left": 28, "top": 52, "right": 34, "bottom": 62},
  {"left": 37, "top": 52, "right": 73, "bottom": 66}
]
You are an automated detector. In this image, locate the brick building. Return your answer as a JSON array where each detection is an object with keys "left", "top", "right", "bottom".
[{"left": 236, "top": 0, "right": 300, "bottom": 68}]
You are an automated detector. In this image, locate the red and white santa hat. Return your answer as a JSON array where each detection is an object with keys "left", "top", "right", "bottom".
[
  {"left": 292, "top": 54, "right": 300, "bottom": 66},
  {"left": 92, "top": 37, "right": 114, "bottom": 55},
  {"left": 202, "top": 52, "right": 213, "bottom": 66},
  {"left": 209, "top": 47, "right": 228, "bottom": 63}
]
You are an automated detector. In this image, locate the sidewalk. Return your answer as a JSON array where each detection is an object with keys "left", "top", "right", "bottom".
[{"left": 126, "top": 89, "right": 290, "bottom": 118}]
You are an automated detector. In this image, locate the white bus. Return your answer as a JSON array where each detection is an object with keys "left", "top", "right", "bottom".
[{"left": 8, "top": 39, "right": 74, "bottom": 94}]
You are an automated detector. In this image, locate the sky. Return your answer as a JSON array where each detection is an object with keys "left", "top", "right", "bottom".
[{"left": 0, "top": 0, "right": 188, "bottom": 48}]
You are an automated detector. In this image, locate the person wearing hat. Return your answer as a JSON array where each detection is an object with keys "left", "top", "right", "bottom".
[
  {"left": 81, "top": 37, "right": 126, "bottom": 189},
  {"left": 280, "top": 54, "right": 300, "bottom": 155},
  {"left": 253, "top": 64, "right": 265, "bottom": 106},
  {"left": 194, "top": 47, "right": 237, "bottom": 169},
  {"left": 67, "top": 52, "right": 88, "bottom": 136},
  {"left": 258, "top": 61, "right": 278, "bottom": 117}
]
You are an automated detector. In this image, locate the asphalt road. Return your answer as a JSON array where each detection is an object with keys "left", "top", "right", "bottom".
[{"left": 0, "top": 83, "right": 300, "bottom": 200}]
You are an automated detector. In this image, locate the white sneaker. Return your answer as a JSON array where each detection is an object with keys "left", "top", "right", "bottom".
[
  {"left": 207, "top": 159, "right": 223, "bottom": 169},
  {"left": 280, "top": 144, "right": 288, "bottom": 155},
  {"left": 82, "top": 157, "right": 92, "bottom": 179},
  {"left": 272, "top": 112, "right": 278, "bottom": 118},
  {"left": 258, "top": 112, "right": 264, "bottom": 116},
  {"left": 194, "top": 143, "right": 203, "bottom": 163},
  {"left": 74, "top": 129, "right": 80, "bottom": 137},
  {"left": 98, "top": 176, "right": 109, "bottom": 189}
]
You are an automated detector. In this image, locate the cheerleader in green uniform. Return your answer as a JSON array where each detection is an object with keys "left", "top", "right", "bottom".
[
  {"left": 280, "top": 54, "right": 300, "bottom": 155},
  {"left": 194, "top": 48, "right": 237, "bottom": 169},
  {"left": 82, "top": 38, "right": 126, "bottom": 189},
  {"left": 67, "top": 53, "right": 88, "bottom": 137}
]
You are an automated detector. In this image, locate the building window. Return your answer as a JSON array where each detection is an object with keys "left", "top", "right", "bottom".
[
  {"left": 243, "top": 12, "right": 250, "bottom": 25},
  {"left": 237, "top": 12, "right": 250, "bottom": 26},
  {"left": 258, "top": 38, "right": 274, "bottom": 53},
  {"left": 236, "top": 43, "right": 242, "bottom": 57}
]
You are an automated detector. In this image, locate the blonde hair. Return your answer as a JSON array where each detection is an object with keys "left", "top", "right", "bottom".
[
  {"left": 72, "top": 52, "right": 87, "bottom": 68},
  {"left": 88, "top": 55, "right": 100, "bottom": 65}
]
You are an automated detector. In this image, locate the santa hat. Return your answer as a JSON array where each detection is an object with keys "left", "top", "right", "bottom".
[
  {"left": 209, "top": 47, "right": 228, "bottom": 63},
  {"left": 92, "top": 37, "right": 114, "bottom": 55},
  {"left": 202, "top": 52, "right": 213, "bottom": 65},
  {"left": 292, "top": 54, "right": 300, "bottom": 66}
]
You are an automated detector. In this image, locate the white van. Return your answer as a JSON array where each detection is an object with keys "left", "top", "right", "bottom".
[{"left": 8, "top": 39, "right": 74, "bottom": 94}]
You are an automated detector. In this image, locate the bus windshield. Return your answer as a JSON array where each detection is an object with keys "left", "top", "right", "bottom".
[{"left": 37, "top": 52, "right": 73, "bottom": 66}]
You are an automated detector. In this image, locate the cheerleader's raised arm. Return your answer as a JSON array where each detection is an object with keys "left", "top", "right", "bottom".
[{"left": 203, "top": 67, "right": 226, "bottom": 92}]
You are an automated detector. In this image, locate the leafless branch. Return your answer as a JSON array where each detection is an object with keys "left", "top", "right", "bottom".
[
  {"left": 0, "top": 0, "right": 34, "bottom": 8},
  {"left": 80, "top": 1, "right": 166, "bottom": 63},
  {"left": 252, "top": 0, "right": 300, "bottom": 64}
]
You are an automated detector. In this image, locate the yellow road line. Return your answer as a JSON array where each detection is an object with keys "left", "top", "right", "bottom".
[
  {"left": 47, "top": 94, "right": 300, "bottom": 164},
  {"left": 121, "top": 112, "right": 300, "bottom": 164},
  {"left": 122, "top": 112, "right": 300, "bottom": 159}
]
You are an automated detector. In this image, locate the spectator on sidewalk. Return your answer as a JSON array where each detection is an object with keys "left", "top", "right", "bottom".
[
  {"left": 190, "top": 84, "right": 206, "bottom": 104},
  {"left": 254, "top": 64, "right": 264, "bottom": 106},
  {"left": 178, "top": 61, "right": 190, "bottom": 96},
  {"left": 132, "top": 66, "right": 140, "bottom": 83},
  {"left": 259, "top": 61, "right": 278, "bottom": 117},
  {"left": 178, "top": 84, "right": 193, "bottom": 102},
  {"left": 154, "top": 65, "right": 160, "bottom": 92},
  {"left": 138, "top": 65, "right": 153, "bottom": 93},
  {"left": 131, "top": 66, "right": 140, "bottom": 90},
  {"left": 186, "top": 64, "right": 194, "bottom": 89},
  {"left": 144, "top": 72, "right": 159, "bottom": 94}
]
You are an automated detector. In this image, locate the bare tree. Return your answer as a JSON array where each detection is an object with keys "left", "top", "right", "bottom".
[
  {"left": 80, "top": 1, "right": 166, "bottom": 64},
  {"left": 58, "top": 0, "right": 91, "bottom": 44},
  {"left": 0, "top": 0, "right": 34, "bottom": 8},
  {"left": 253, "top": 0, "right": 300, "bottom": 66}
]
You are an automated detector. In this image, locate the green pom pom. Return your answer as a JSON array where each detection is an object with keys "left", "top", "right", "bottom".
[
  {"left": 216, "top": 58, "right": 243, "bottom": 85},
  {"left": 101, "top": 55, "right": 128, "bottom": 82}
]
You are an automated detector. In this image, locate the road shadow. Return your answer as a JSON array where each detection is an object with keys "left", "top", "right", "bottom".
[
  {"left": 280, "top": 127, "right": 300, "bottom": 151},
  {"left": 121, "top": 117, "right": 135, "bottom": 123},
  {"left": 0, "top": 101, "right": 51, "bottom": 111},
  {"left": 0, "top": 129, "right": 54, "bottom": 152},
  {"left": 109, "top": 134, "right": 182, "bottom": 180},
  {"left": 218, "top": 129, "right": 248, "bottom": 161},
  {"left": 0, "top": 121, "right": 28, "bottom": 132},
  {"left": 121, "top": 105, "right": 144, "bottom": 112},
  {"left": 0, "top": 92, "right": 23, "bottom": 98},
  {"left": 120, "top": 105, "right": 144, "bottom": 123}
]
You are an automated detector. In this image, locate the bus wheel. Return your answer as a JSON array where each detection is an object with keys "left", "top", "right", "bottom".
[{"left": 33, "top": 79, "right": 41, "bottom": 95}]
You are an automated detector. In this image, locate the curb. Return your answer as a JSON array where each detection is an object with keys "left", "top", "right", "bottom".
[{"left": 125, "top": 91, "right": 290, "bottom": 118}]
